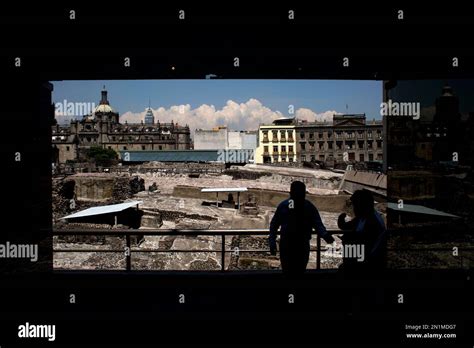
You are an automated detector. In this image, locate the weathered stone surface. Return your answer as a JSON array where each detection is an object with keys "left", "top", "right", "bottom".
[
  {"left": 148, "top": 182, "right": 158, "bottom": 192},
  {"left": 52, "top": 178, "right": 75, "bottom": 220},
  {"left": 130, "top": 175, "right": 145, "bottom": 194},
  {"left": 141, "top": 214, "right": 163, "bottom": 228},
  {"left": 53, "top": 163, "right": 353, "bottom": 271},
  {"left": 175, "top": 219, "right": 212, "bottom": 230}
]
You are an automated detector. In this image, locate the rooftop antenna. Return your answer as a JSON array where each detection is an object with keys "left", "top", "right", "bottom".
[{"left": 148, "top": 97, "right": 151, "bottom": 109}]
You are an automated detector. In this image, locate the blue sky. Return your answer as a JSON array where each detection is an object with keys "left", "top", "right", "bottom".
[
  {"left": 52, "top": 80, "right": 382, "bottom": 131},
  {"left": 53, "top": 80, "right": 382, "bottom": 116}
]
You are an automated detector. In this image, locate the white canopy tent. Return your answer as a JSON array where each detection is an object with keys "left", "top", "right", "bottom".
[{"left": 201, "top": 188, "right": 248, "bottom": 209}]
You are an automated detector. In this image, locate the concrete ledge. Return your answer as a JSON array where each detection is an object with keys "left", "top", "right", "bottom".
[{"left": 173, "top": 185, "right": 350, "bottom": 212}]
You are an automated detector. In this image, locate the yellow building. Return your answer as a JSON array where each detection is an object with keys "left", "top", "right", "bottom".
[{"left": 255, "top": 118, "right": 297, "bottom": 164}]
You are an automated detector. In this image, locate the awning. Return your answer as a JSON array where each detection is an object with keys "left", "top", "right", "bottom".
[{"left": 61, "top": 201, "right": 142, "bottom": 219}]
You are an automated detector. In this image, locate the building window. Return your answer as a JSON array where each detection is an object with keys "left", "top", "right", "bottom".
[
  {"left": 264, "top": 146, "right": 269, "bottom": 153},
  {"left": 369, "top": 154, "right": 374, "bottom": 161},
  {"left": 273, "top": 146, "right": 278, "bottom": 153},
  {"left": 272, "top": 131, "right": 278, "bottom": 141},
  {"left": 142, "top": 145, "right": 146, "bottom": 150},
  {"left": 108, "top": 146, "right": 112, "bottom": 150},
  {"left": 301, "top": 143, "right": 306, "bottom": 150},
  {"left": 301, "top": 155, "right": 306, "bottom": 162},
  {"left": 159, "top": 146, "right": 162, "bottom": 150},
  {"left": 281, "top": 146, "right": 286, "bottom": 153},
  {"left": 309, "top": 132, "right": 314, "bottom": 139},
  {"left": 327, "top": 132, "right": 332, "bottom": 139},
  {"left": 289, "top": 146, "right": 293, "bottom": 153},
  {"left": 66, "top": 146, "right": 70, "bottom": 151},
  {"left": 328, "top": 142, "right": 333, "bottom": 149},
  {"left": 123, "top": 146, "right": 127, "bottom": 150},
  {"left": 289, "top": 157, "right": 293, "bottom": 163},
  {"left": 300, "top": 132, "right": 305, "bottom": 139},
  {"left": 311, "top": 155, "right": 315, "bottom": 161},
  {"left": 318, "top": 132, "right": 323, "bottom": 139}
]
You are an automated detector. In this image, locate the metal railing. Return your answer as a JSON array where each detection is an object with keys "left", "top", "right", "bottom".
[
  {"left": 52, "top": 228, "right": 474, "bottom": 271},
  {"left": 53, "top": 228, "right": 341, "bottom": 271}
]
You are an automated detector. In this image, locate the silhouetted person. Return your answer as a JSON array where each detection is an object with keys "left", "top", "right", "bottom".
[
  {"left": 338, "top": 190, "right": 387, "bottom": 271},
  {"left": 269, "top": 181, "right": 335, "bottom": 276}
]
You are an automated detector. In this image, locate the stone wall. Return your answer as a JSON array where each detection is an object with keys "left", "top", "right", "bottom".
[
  {"left": 340, "top": 170, "right": 387, "bottom": 196},
  {"left": 52, "top": 175, "right": 146, "bottom": 222},
  {"left": 139, "top": 162, "right": 225, "bottom": 173},
  {"left": 68, "top": 174, "right": 144, "bottom": 202},
  {"left": 172, "top": 185, "right": 350, "bottom": 212}
]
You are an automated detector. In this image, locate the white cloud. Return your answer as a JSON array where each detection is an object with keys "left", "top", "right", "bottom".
[
  {"left": 295, "top": 108, "right": 339, "bottom": 122},
  {"left": 120, "top": 98, "right": 288, "bottom": 134},
  {"left": 59, "top": 98, "right": 342, "bottom": 134}
]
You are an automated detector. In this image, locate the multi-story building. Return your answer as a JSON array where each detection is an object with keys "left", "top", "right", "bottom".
[
  {"left": 255, "top": 114, "right": 383, "bottom": 165},
  {"left": 255, "top": 118, "right": 297, "bottom": 164},
  {"left": 194, "top": 126, "right": 257, "bottom": 151},
  {"left": 52, "top": 89, "right": 191, "bottom": 164},
  {"left": 296, "top": 114, "right": 383, "bottom": 163}
]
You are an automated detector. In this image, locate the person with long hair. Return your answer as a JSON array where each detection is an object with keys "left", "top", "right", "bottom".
[{"left": 337, "top": 189, "right": 387, "bottom": 271}]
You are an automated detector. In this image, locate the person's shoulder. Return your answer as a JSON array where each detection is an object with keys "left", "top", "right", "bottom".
[
  {"left": 278, "top": 199, "right": 291, "bottom": 208},
  {"left": 304, "top": 199, "right": 317, "bottom": 210}
]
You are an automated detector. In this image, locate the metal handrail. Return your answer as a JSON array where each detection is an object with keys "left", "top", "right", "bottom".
[
  {"left": 53, "top": 228, "right": 342, "bottom": 271},
  {"left": 52, "top": 228, "right": 472, "bottom": 271}
]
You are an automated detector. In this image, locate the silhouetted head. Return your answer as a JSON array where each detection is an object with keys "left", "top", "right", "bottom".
[
  {"left": 350, "top": 189, "right": 374, "bottom": 218},
  {"left": 290, "top": 181, "right": 306, "bottom": 201}
]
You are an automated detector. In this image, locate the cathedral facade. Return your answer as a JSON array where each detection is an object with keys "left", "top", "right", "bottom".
[{"left": 52, "top": 89, "right": 191, "bottom": 164}]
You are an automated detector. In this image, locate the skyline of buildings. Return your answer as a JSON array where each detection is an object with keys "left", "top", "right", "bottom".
[{"left": 52, "top": 87, "right": 384, "bottom": 166}]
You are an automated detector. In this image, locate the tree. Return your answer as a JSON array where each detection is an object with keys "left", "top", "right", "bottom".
[{"left": 86, "top": 146, "right": 118, "bottom": 167}]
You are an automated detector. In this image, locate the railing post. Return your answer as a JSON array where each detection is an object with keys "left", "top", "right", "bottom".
[
  {"left": 221, "top": 234, "right": 225, "bottom": 272},
  {"left": 316, "top": 235, "right": 321, "bottom": 269},
  {"left": 126, "top": 234, "right": 131, "bottom": 271}
]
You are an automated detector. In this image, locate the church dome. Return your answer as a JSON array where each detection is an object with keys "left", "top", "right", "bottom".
[
  {"left": 94, "top": 88, "right": 116, "bottom": 114},
  {"left": 94, "top": 104, "right": 115, "bottom": 113}
]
